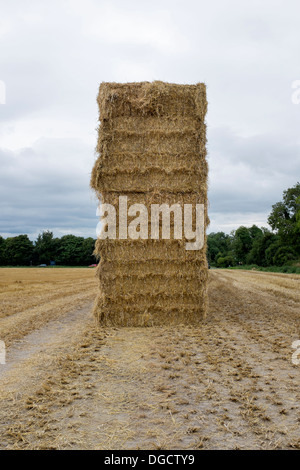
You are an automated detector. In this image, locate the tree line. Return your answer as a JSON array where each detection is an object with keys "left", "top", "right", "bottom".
[
  {"left": 0, "top": 182, "right": 299, "bottom": 267},
  {"left": 0, "top": 232, "right": 97, "bottom": 266},
  {"left": 208, "top": 182, "right": 300, "bottom": 267}
]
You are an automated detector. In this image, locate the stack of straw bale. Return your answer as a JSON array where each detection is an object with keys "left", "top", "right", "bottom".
[{"left": 91, "top": 81, "right": 209, "bottom": 326}]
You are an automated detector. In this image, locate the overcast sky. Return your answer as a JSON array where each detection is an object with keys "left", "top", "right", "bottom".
[{"left": 1, "top": 0, "right": 300, "bottom": 240}]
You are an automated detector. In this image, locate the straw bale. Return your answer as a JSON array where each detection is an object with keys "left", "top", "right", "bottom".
[
  {"left": 97, "top": 290, "right": 207, "bottom": 308},
  {"left": 93, "top": 292, "right": 208, "bottom": 327},
  {"left": 98, "top": 274, "right": 207, "bottom": 297},
  {"left": 90, "top": 81, "right": 208, "bottom": 326},
  {"left": 90, "top": 81, "right": 207, "bottom": 195},
  {"left": 93, "top": 157, "right": 208, "bottom": 181},
  {"left": 92, "top": 169, "right": 206, "bottom": 193},
  {"left": 94, "top": 238, "right": 207, "bottom": 261},
  {"left": 97, "top": 133, "right": 204, "bottom": 156},
  {"left": 97, "top": 259, "right": 206, "bottom": 278},
  {"left": 98, "top": 191, "right": 207, "bottom": 208},
  {"left": 96, "top": 81, "right": 207, "bottom": 120}
]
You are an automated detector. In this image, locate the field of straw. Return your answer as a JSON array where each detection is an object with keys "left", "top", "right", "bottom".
[{"left": 0, "top": 267, "right": 299, "bottom": 450}]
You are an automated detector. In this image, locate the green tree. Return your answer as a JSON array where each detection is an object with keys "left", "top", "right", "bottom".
[
  {"left": 296, "top": 195, "right": 300, "bottom": 232},
  {"left": 247, "top": 230, "right": 278, "bottom": 266},
  {"left": 81, "top": 237, "right": 97, "bottom": 265},
  {"left": 265, "top": 240, "right": 281, "bottom": 266},
  {"left": 34, "top": 230, "right": 59, "bottom": 265},
  {"left": 272, "top": 246, "right": 297, "bottom": 266},
  {"left": 216, "top": 255, "right": 235, "bottom": 268},
  {"left": 207, "top": 232, "right": 232, "bottom": 264},
  {"left": 232, "top": 226, "right": 253, "bottom": 263},
  {"left": 0, "top": 236, "right": 6, "bottom": 265},
  {"left": 268, "top": 182, "right": 300, "bottom": 252},
  {"left": 248, "top": 225, "right": 263, "bottom": 241},
  {"left": 5, "top": 235, "right": 34, "bottom": 266},
  {"left": 56, "top": 235, "right": 85, "bottom": 266}
]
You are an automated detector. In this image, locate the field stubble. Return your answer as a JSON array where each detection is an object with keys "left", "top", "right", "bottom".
[{"left": 0, "top": 268, "right": 299, "bottom": 449}]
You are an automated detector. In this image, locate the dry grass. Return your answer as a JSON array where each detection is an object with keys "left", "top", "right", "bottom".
[
  {"left": 0, "top": 268, "right": 299, "bottom": 449},
  {"left": 0, "top": 268, "right": 98, "bottom": 346}
]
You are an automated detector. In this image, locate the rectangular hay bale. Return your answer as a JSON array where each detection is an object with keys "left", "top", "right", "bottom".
[{"left": 90, "top": 81, "right": 208, "bottom": 326}]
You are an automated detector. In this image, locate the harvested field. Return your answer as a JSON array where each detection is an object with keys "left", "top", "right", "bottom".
[
  {"left": 0, "top": 268, "right": 300, "bottom": 450},
  {"left": 0, "top": 268, "right": 98, "bottom": 347}
]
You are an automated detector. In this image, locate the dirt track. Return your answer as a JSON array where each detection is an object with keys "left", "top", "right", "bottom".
[{"left": 0, "top": 269, "right": 299, "bottom": 450}]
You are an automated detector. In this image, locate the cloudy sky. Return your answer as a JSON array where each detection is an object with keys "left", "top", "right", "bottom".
[{"left": 1, "top": 0, "right": 300, "bottom": 240}]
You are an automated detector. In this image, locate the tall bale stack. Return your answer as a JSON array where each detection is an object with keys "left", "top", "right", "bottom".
[{"left": 91, "top": 81, "right": 209, "bottom": 326}]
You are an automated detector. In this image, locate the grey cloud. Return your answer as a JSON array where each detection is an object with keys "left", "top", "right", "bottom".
[
  {"left": 0, "top": 139, "right": 98, "bottom": 239},
  {"left": 1, "top": 0, "right": 300, "bottom": 238},
  {"left": 207, "top": 127, "right": 300, "bottom": 231}
]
